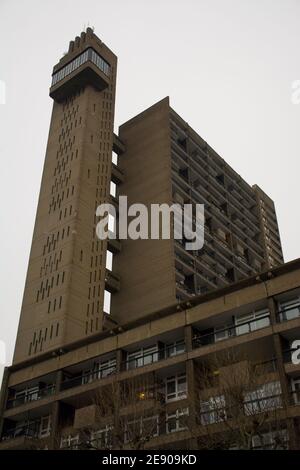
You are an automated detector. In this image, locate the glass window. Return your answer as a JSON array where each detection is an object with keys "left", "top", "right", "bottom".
[
  {"left": 166, "top": 408, "right": 189, "bottom": 433},
  {"left": 15, "top": 386, "right": 39, "bottom": 405},
  {"left": 200, "top": 395, "right": 226, "bottom": 425},
  {"left": 235, "top": 308, "right": 270, "bottom": 336},
  {"left": 127, "top": 346, "right": 158, "bottom": 370},
  {"left": 60, "top": 434, "right": 79, "bottom": 449},
  {"left": 252, "top": 429, "right": 288, "bottom": 450},
  {"left": 39, "top": 415, "right": 51, "bottom": 438},
  {"left": 82, "top": 358, "right": 116, "bottom": 384},
  {"left": 51, "top": 48, "right": 111, "bottom": 87},
  {"left": 244, "top": 381, "right": 282, "bottom": 415},
  {"left": 214, "top": 324, "right": 234, "bottom": 342},
  {"left": 278, "top": 297, "right": 300, "bottom": 322},
  {"left": 165, "top": 373, "right": 187, "bottom": 402},
  {"left": 125, "top": 416, "right": 158, "bottom": 443},
  {"left": 91, "top": 426, "right": 112, "bottom": 449},
  {"left": 166, "top": 340, "right": 185, "bottom": 357},
  {"left": 291, "top": 377, "right": 300, "bottom": 404}
]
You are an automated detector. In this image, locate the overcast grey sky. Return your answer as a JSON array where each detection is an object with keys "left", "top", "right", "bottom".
[{"left": 0, "top": 0, "right": 300, "bottom": 373}]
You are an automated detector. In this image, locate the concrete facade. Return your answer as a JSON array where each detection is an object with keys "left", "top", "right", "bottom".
[
  {"left": 0, "top": 29, "right": 292, "bottom": 450},
  {"left": 0, "top": 260, "right": 300, "bottom": 449}
]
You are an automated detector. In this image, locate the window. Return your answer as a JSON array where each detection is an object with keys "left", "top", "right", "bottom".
[
  {"left": 252, "top": 429, "right": 288, "bottom": 450},
  {"left": 244, "top": 381, "right": 282, "bottom": 415},
  {"left": 165, "top": 373, "right": 187, "bottom": 402},
  {"left": 91, "top": 426, "right": 113, "bottom": 449},
  {"left": 39, "top": 415, "right": 51, "bottom": 438},
  {"left": 15, "top": 386, "right": 39, "bottom": 405},
  {"left": 166, "top": 340, "right": 185, "bottom": 357},
  {"left": 60, "top": 434, "right": 79, "bottom": 449},
  {"left": 127, "top": 346, "right": 158, "bottom": 370},
  {"left": 82, "top": 358, "right": 116, "bottom": 384},
  {"left": 112, "top": 152, "right": 118, "bottom": 165},
  {"left": 110, "top": 181, "right": 116, "bottom": 197},
  {"left": 200, "top": 395, "right": 226, "bottom": 425},
  {"left": 125, "top": 416, "right": 159, "bottom": 443},
  {"left": 166, "top": 408, "right": 189, "bottom": 433},
  {"left": 106, "top": 250, "right": 113, "bottom": 271},
  {"left": 51, "top": 48, "right": 110, "bottom": 86},
  {"left": 235, "top": 308, "right": 270, "bottom": 336},
  {"left": 214, "top": 324, "right": 234, "bottom": 342},
  {"left": 291, "top": 377, "right": 300, "bottom": 404},
  {"left": 104, "top": 289, "right": 111, "bottom": 314},
  {"left": 278, "top": 297, "right": 300, "bottom": 322}
]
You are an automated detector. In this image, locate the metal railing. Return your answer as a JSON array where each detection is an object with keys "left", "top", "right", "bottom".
[
  {"left": 1, "top": 420, "right": 41, "bottom": 442},
  {"left": 192, "top": 313, "right": 271, "bottom": 349},
  {"left": 198, "top": 392, "right": 283, "bottom": 426},
  {"left": 122, "top": 342, "right": 186, "bottom": 371},
  {"left": 61, "top": 364, "right": 117, "bottom": 391},
  {"left": 6, "top": 384, "right": 55, "bottom": 410}
]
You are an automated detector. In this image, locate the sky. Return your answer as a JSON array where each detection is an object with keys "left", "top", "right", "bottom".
[{"left": 0, "top": 0, "right": 300, "bottom": 375}]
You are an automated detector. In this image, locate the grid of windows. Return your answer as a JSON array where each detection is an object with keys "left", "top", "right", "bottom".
[
  {"left": 127, "top": 345, "right": 158, "bottom": 370},
  {"left": 82, "top": 358, "right": 116, "bottom": 384},
  {"left": 51, "top": 48, "right": 110, "bottom": 86},
  {"left": 244, "top": 381, "right": 282, "bottom": 415}
]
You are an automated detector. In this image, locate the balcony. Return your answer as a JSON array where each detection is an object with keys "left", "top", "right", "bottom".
[
  {"left": 192, "top": 312, "right": 271, "bottom": 349},
  {"left": 105, "top": 270, "right": 120, "bottom": 293},
  {"left": 111, "top": 164, "right": 124, "bottom": 185},
  {"left": 6, "top": 384, "right": 55, "bottom": 410},
  {"left": 61, "top": 362, "right": 117, "bottom": 391},
  {"left": 122, "top": 342, "right": 186, "bottom": 371},
  {"left": 0, "top": 419, "right": 46, "bottom": 449},
  {"left": 107, "top": 237, "right": 121, "bottom": 254},
  {"left": 113, "top": 133, "right": 126, "bottom": 155}
]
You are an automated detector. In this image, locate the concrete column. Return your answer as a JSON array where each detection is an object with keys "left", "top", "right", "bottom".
[
  {"left": 186, "top": 359, "right": 197, "bottom": 448},
  {"left": 49, "top": 370, "right": 63, "bottom": 449},
  {"left": 116, "top": 348, "right": 126, "bottom": 373},
  {"left": 268, "top": 296, "right": 277, "bottom": 325},
  {"left": 184, "top": 325, "right": 193, "bottom": 353},
  {"left": 50, "top": 401, "right": 61, "bottom": 449}
]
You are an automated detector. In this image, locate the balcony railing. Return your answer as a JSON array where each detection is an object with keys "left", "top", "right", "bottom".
[
  {"left": 1, "top": 420, "right": 41, "bottom": 442},
  {"left": 6, "top": 385, "right": 55, "bottom": 410},
  {"left": 61, "top": 364, "right": 117, "bottom": 391},
  {"left": 122, "top": 342, "right": 186, "bottom": 371},
  {"left": 199, "top": 392, "right": 282, "bottom": 427},
  {"left": 192, "top": 313, "right": 271, "bottom": 349}
]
